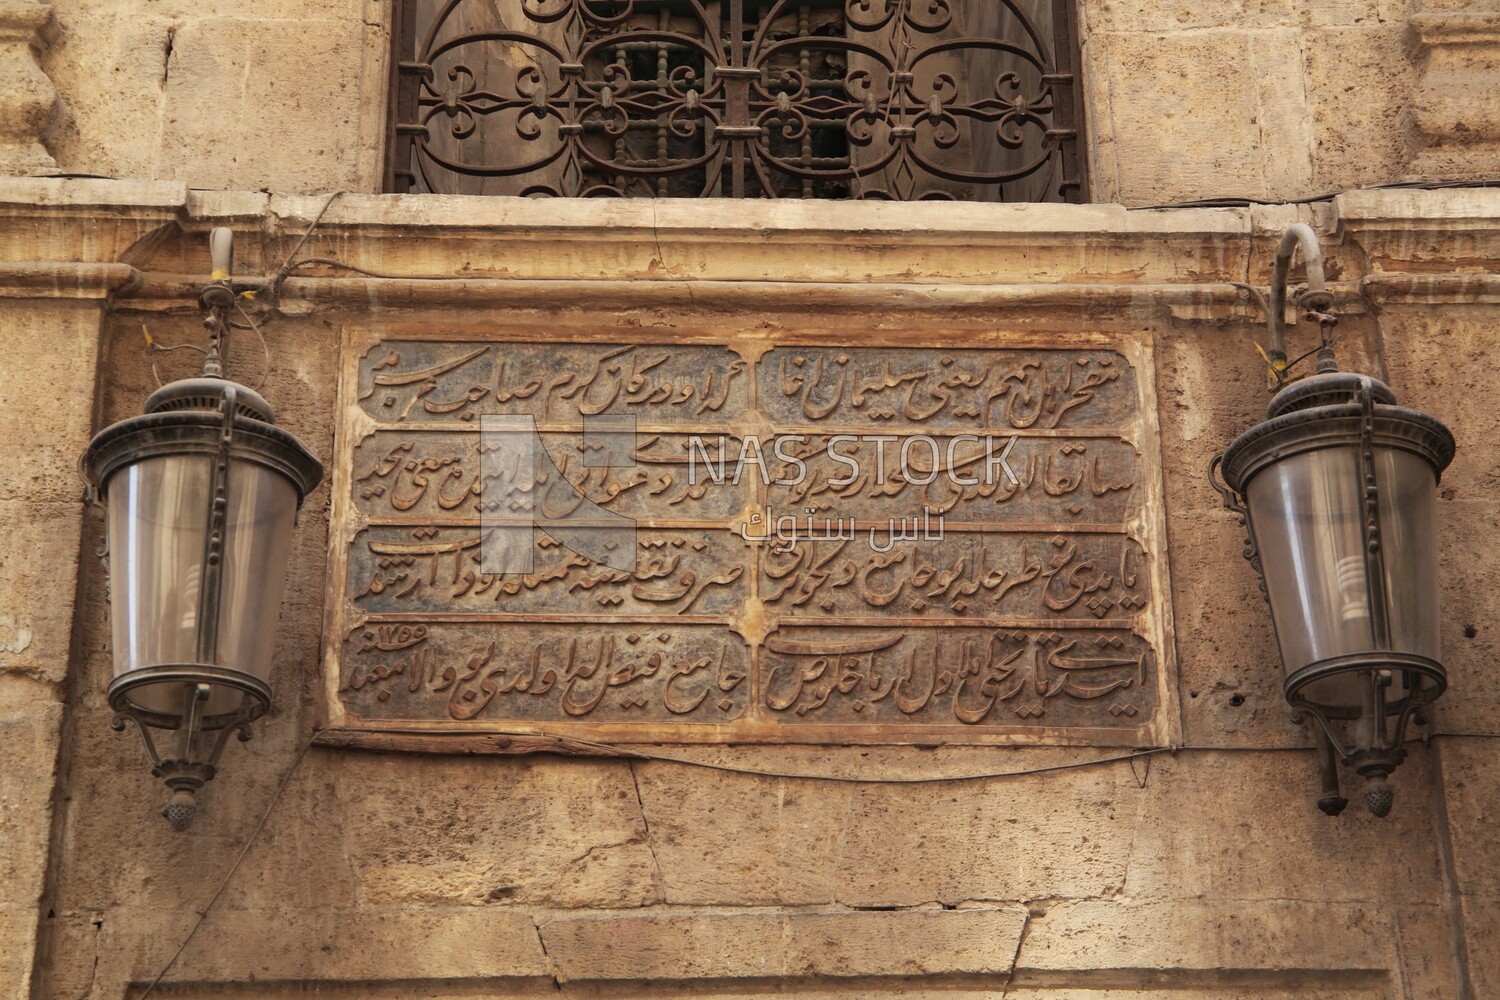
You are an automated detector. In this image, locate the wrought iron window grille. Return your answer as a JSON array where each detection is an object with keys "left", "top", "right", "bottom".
[{"left": 385, "top": 0, "right": 1088, "bottom": 201}]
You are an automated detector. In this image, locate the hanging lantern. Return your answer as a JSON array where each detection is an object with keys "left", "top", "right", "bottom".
[
  {"left": 1211, "top": 224, "right": 1454, "bottom": 817},
  {"left": 81, "top": 228, "right": 323, "bottom": 830}
]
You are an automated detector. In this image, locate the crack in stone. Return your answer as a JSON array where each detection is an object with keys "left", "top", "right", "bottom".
[
  {"left": 82, "top": 914, "right": 104, "bottom": 1000},
  {"left": 999, "top": 907, "right": 1033, "bottom": 999},
  {"left": 562, "top": 835, "right": 645, "bottom": 873},
  {"left": 532, "top": 917, "right": 563, "bottom": 992},
  {"left": 627, "top": 759, "right": 668, "bottom": 905},
  {"left": 160, "top": 26, "right": 176, "bottom": 89}
]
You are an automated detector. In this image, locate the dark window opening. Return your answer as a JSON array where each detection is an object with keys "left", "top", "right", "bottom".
[{"left": 385, "top": 0, "right": 1087, "bottom": 201}]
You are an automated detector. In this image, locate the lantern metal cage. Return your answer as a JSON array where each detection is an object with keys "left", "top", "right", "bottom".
[
  {"left": 1211, "top": 224, "right": 1455, "bottom": 818},
  {"left": 81, "top": 228, "right": 323, "bottom": 830}
]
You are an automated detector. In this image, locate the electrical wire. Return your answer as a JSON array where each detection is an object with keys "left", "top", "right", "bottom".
[
  {"left": 135, "top": 732, "right": 321, "bottom": 1000},
  {"left": 277, "top": 255, "right": 410, "bottom": 281},
  {"left": 264, "top": 191, "right": 348, "bottom": 311},
  {"left": 231, "top": 300, "right": 273, "bottom": 392},
  {"left": 141, "top": 324, "right": 208, "bottom": 389},
  {"left": 1134, "top": 176, "right": 1500, "bottom": 211},
  {"left": 533, "top": 738, "right": 1168, "bottom": 784}
]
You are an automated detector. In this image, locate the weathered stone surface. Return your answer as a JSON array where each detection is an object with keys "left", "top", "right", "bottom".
[
  {"left": 1409, "top": 11, "right": 1500, "bottom": 181},
  {"left": 41, "top": 4, "right": 383, "bottom": 193},
  {"left": 1432, "top": 738, "right": 1500, "bottom": 901},
  {"left": 1091, "top": 29, "right": 1315, "bottom": 206},
  {"left": 1081, "top": 0, "right": 1406, "bottom": 33},
  {"left": 1396, "top": 904, "right": 1466, "bottom": 1000},
  {"left": 0, "top": 678, "right": 62, "bottom": 907},
  {"left": 118, "top": 906, "right": 552, "bottom": 985},
  {"left": 0, "top": 2, "right": 59, "bottom": 175},
  {"left": 334, "top": 756, "right": 659, "bottom": 909},
  {"left": 1120, "top": 749, "right": 1443, "bottom": 902},
  {"left": 0, "top": 302, "right": 106, "bottom": 504},
  {"left": 1016, "top": 899, "right": 1394, "bottom": 972},
  {"left": 1372, "top": 302, "right": 1500, "bottom": 735},
  {"left": 1304, "top": 26, "right": 1421, "bottom": 193},
  {"left": 4, "top": 182, "right": 1499, "bottom": 1000},
  {"left": 1464, "top": 896, "right": 1500, "bottom": 1000},
  {"left": 538, "top": 906, "right": 1029, "bottom": 982}
]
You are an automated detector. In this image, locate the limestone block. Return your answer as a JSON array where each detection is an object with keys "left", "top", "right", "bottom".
[
  {"left": 0, "top": 501, "right": 84, "bottom": 682},
  {"left": 1017, "top": 898, "right": 1395, "bottom": 973},
  {"left": 1245, "top": 0, "right": 1410, "bottom": 25},
  {"left": 633, "top": 752, "right": 1142, "bottom": 907},
  {"left": 0, "top": 2, "right": 57, "bottom": 175},
  {"left": 1081, "top": 0, "right": 1404, "bottom": 33},
  {"left": 55, "top": 0, "right": 365, "bottom": 20},
  {"left": 36, "top": 10, "right": 172, "bottom": 182},
  {"left": 0, "top": 301, "right": 107, "bottom": 505},
  {"left": 0, "top": 907, "right": 40, "bottom": 1000},
  {"left": 1408, "top": 11, "right": 1500, "bottom": 180},
  {"left": 335, "top": 755, "right": 658, "bottom": 909},
  {"left": 1121, "top": 750, "right": 1443, "bottom": 902},
  {"left": 0, "top": 681, "right": 61, "bottom": 1000},
  {"left": 1373, "top": 302, "right": 1500, "bottom": 733},
  {"left": 1155, "top": 325, "right": 1309, "bottom": 748},
  {"left": 1094, "top": 29, "right": 1315, "bottom": 206},
  {"left": 1397, "top": 904, "right": 1466, "bottom": 1000},
  {"left": 1431, "top": 738, "right": 1500, "bottom": 900},
  {"left": 1078, "top": 34, "right": 1120, "bottom": 205},
  {"left": 156, "top": 17, "right": 374, "bottom": 193},
  {"left": 98, "top": 906, "right": 552, "bottom": 986},
  {"left": 0, "top": 678, "right": 62, "bottom": 907},
  {"left": 1303, "top": 25, "right": 1421, "bottom": 192},
  {"left": 1465, "top": 897, "right": 1500, "bottom": 1000},
  {"left": 538, "top": 906, "right": 1028, "bottom": 982},
  {"left": 1430, "top": 501, "right": 1500, "bottom": 735}
]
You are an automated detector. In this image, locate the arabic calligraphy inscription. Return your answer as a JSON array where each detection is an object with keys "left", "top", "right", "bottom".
[{"left": 326, "top": 332, "right": 1177, "bottom": 748}]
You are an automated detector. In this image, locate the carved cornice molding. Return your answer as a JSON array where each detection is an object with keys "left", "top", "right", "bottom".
[
  {"left": 1409, "top": 12, "right": 1500, "bottom": 182},
  {"left": 1335, "top": 188, "right": 1500, "bottom": 281},
  {"left": 0, "top": 1, "right": 58, "bottom": 175},
  {"left": 0, "top": 180, "right": 1492, "bottom": 314},
  {"left": 0, "top": 260, "right": 138, "bottom": 299}
]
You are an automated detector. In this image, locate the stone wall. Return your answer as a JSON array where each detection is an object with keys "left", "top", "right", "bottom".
[
  {"left": 0, "top": 0, "right": 1494, "bottom": 995},
  {"left": 0, "top": 184, "right": 1492, "bottom": 997},
  {"left": 6, "top": 0, "right": 1497, "bottom": 200}
]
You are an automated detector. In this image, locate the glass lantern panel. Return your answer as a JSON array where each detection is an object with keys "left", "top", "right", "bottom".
[
  {"left": 215, "top": 460, "right": 299, "bottom": 691},
  {"left": 1246, "top": 446, "right": 1370, "bottom": 709},
  {"left": 108, "top": 454, "right": 212, "bottom": 713},
  {"left": 1376, "top": 448, "right": 1441, "bottom": 662},
  {"left": 1246, "top": 444, "right": 1442, "bottom": 712},
  {"left": 105, "top": 454, "right": 299, "bottom": 719}
]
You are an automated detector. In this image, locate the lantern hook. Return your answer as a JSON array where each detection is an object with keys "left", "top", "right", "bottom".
[{"left": 1266, "top": 222, "right": 1337, "bottom": 387}]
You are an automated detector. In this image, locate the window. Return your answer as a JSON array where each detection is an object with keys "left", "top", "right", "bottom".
[{"left": 385, "top": 0, "right": 1087, "bottom": 201}]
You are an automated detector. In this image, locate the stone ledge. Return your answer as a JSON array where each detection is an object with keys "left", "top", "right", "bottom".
[
  {"left": 0, "top": 261, "right": 137, "bottom": 298},
  {"left": 1410, "top": 12, "right": 1500, "bottom": 46},
  {"left": 132, "top": 907, "right": 552, "bottom": 984},
  {"left": 267, "top": 192, "right": 1252, "bottom": 238},
  {"left": 0, "top": 177, "right": 185, "bottom": 212},
  {"left": 1016, "top": 899, "right": 1394, "bottom": 973},
  {"left": 537, "top": 906, "right": 1029, "bottom": 983}
]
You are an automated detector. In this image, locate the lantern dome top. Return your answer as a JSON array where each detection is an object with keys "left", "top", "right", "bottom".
[
  {"left": 146, "top": 377, "right": 275, "bottom": 423},
  {"left": 1267, "top": 372, "right": 1397, "bottom": 418},
  {"left": 1221, "top": 374, "right": 1455, "bottom": 494},
  {"left": 81, "top": 377, "right": 323, "bottom": 502}
]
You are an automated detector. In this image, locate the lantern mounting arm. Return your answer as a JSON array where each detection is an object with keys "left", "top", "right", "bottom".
[{"left": 1267, "top": 222, "right": 1337, "bottom": 382}]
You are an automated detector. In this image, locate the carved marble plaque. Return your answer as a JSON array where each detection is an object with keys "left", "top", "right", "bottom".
[{"left": 322, "top": 328, "right": 1179, "bottom": 750}]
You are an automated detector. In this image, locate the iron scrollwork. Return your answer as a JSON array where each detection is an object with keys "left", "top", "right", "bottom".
[{"left": 386, "top": 0, "right": 1087, "bottom": 200}]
